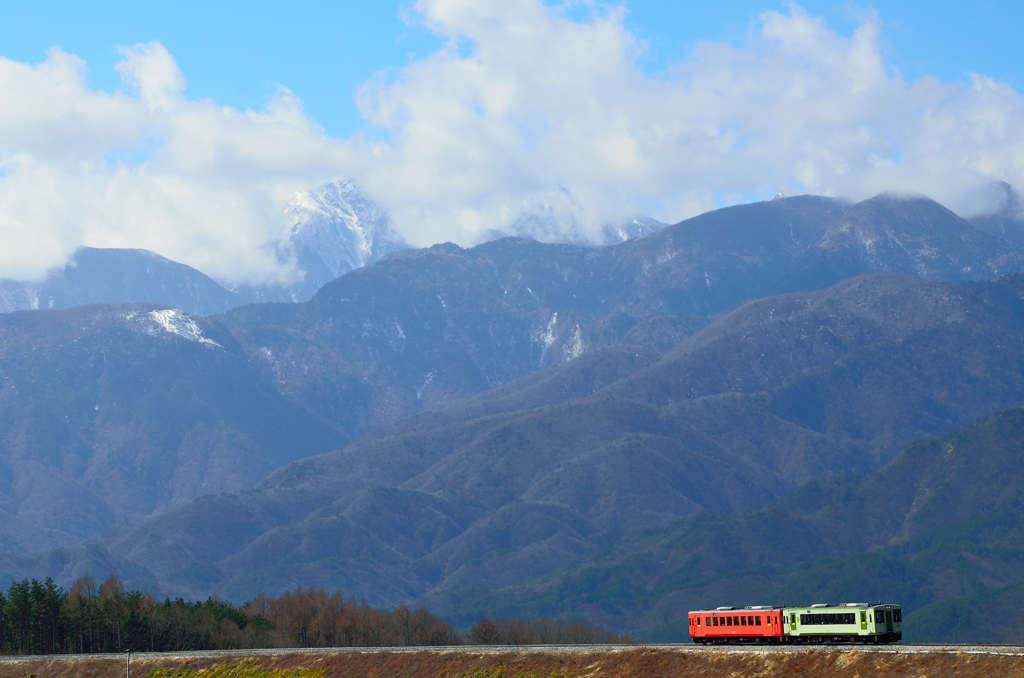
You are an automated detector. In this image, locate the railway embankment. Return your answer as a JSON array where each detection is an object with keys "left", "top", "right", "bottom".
[{"left": 1, "top": 645, "right": 1024, "bottom": 678}]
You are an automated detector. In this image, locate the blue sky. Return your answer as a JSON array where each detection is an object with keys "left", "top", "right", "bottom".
[
  {"left": 1, "top": 1, "right": 1020, "bottom": 137},
  {"left": 1, "top": 0, "right": 1023, "bottom": 283}
]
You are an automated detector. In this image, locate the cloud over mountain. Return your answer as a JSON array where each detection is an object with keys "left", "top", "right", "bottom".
[
  {"left": 2, "top": 1, "right": 1024, "bottom": 283},
  {"left": 0, "top": 43, "right": 357, "bottom": 284}
]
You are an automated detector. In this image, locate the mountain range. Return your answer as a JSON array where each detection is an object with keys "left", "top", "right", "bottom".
[
  {"left": 0, "top": 179, "right": 670, "bottom": 317},
  {"left": 0, "top": 189, "right": 1022, "bottom": 641},
  {"left": 39, "top": 268, "right": 1024, "bottom": 611}
]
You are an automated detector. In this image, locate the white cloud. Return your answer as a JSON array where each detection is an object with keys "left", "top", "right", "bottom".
[
  {"left": 0, "top": 43, "right": 361, "bottom": 283},
  {"left": 357, "top": 0, "right": 1024, "bottom": 246},
  {"left": 2, "top": 2, "right": 1024, "bottom": 283}
]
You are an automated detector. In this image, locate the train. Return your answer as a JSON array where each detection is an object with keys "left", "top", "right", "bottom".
[{"left": 688, "top": 603, "right": 902, "bottom": 644}]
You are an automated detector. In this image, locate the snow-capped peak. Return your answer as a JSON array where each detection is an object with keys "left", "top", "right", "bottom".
[{"left": 285, "top": 179, "right": 408, "bottom": 283}]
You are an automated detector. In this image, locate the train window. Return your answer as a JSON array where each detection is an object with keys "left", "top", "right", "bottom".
[
  {"left": 894, "top": 610, "right": 902, "bottom": 623},
  {"left": 698, "top": 617, "right": 702, "bottom": 626},
  {"left": 754, "top": 615, "right": 760, "bottom": 626},
  {"left": 875, "top": 611, "right": 883, "bottom": 623},
  {"left": 740, "top": 616, "right": 746, "bottom": 626},
  {"left": 727, "top": 616, "right": 732, "bottom": 626},
  {"left": 713, "top": 617, "right": 718, "bottom": 626}
]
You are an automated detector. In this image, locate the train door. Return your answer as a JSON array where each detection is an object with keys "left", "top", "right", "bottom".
[
  {"left": 860, "top": 610, "right": 868, "bottom": 632},
  {"left": 885, "top": 609, "right": 893, "bottom": 634}
]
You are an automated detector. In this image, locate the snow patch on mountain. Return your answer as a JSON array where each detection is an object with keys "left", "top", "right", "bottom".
[
  {"left": 538, "top": 312, "right": 559, "bottom": 351},
  {"left": 563, "top": 325, "right": 584, "bottom": 361},
  {"left": 0, "top": 285, "right": 39, "bottom": 313},
  {"left": 601, "top": 216, "right": 667, "bottom": 243},
  {"left": 125, "top": 309, "right": 221, "bottom": 348}
]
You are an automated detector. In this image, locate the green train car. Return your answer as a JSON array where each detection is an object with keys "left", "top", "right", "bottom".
[{"left": 689, "top": 603, "right": 902, "bottom": 644}]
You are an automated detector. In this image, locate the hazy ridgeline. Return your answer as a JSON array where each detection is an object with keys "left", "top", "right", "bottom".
[{"left": 0, "top": 575, "right": 626, "bottom": 654}]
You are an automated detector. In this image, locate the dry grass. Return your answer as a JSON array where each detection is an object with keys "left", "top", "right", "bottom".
[
  {"left": 149, "top": 659, "right": 325, "bottom": 678},
  {"left": 0, "top": 647, "right": 1021, "bottom": 678}
]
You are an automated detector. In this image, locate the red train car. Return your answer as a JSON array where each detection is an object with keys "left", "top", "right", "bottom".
[{"left": 688, "top": 607, "right": 785, "bottom": 644}]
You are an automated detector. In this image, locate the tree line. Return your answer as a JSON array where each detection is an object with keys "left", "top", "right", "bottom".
[{"left": 0, "top": 574, "right": 630, "bottom": 655}]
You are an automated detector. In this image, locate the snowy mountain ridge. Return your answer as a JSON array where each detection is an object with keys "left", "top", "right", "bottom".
[{"left": 0, "top": 178, "right": 678, "bottom": 315}]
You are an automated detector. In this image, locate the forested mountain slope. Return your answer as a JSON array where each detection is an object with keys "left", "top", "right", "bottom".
[
  {"left": 0, "top": 304, "right": 345, "bottom": 552},
  {"left": 30, "top": 270, "right": 1024, "bottom": 609},
  {"left": 440, "top": 405, "right": 1024, "bottom": 642}
]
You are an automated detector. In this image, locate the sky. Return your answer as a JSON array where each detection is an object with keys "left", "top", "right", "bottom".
[{"left": 1, "top": 0, "right": 1023, "bottom": 284}]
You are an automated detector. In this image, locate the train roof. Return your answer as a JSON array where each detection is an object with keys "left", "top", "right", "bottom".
[{"left": 688, "top": 602, "right": 901, "bottom": 613}]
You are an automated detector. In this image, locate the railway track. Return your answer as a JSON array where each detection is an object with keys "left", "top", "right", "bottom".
[{"left": 0, "top": 642, "right": 1022, "bottom": 663}]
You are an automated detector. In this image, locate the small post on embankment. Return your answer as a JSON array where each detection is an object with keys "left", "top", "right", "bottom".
[{"left": 126, "top": 648, "right": 131, "bottom": 678}]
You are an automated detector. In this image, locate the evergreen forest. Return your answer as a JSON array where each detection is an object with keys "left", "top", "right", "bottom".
[{"left": 0, "top": 574, "right": 628, "bottom": 655}]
